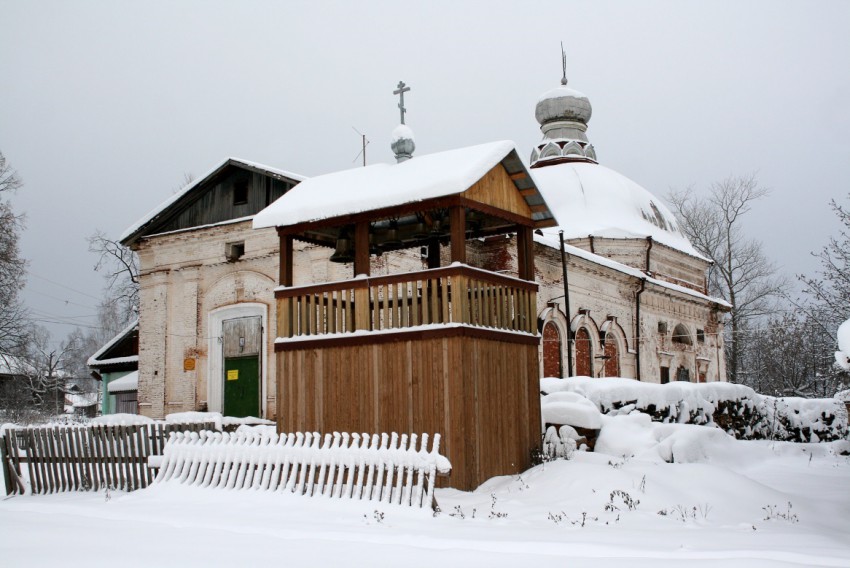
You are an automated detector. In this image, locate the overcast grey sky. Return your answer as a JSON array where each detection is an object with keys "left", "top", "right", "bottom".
[{"left": 1, "top": 0, "right": 849, "bottom": 343}]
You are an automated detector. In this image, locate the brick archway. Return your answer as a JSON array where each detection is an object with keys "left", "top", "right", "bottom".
[{"left": 542, "top": 322, "right": 562, "bottom": 378}]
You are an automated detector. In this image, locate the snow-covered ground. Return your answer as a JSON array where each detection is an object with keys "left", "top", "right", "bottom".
[{"left": 2, "top": 421, "right": 849, "bottom": 567}]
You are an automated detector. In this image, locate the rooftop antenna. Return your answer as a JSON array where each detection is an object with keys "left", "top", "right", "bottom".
[
  {"left": 393, "top": 80, "right": 411, "bottom": 124},
  {"left": 560, "top": 42, "right": 568, "bottom": 86},
  {"left": 351, "top": 126, "right": 370, "bottom": 166}
]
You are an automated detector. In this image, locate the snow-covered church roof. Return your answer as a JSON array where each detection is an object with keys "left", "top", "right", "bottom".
[
  {"left": 531, "top": 162, "right": 702, "bottom": 257},
  {"left": 529, "top": 78, "right": 704, "bottom": 259}
]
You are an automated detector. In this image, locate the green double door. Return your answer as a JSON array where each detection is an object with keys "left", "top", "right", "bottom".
[{"left": 222, "top": 316, "right": 262, "bottom": 418}]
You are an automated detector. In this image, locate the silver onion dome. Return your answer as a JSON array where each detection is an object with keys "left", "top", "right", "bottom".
[
  {"left": 391, "top": 124, "right": 415, "bottom": 163},
  {"left": 531, "top": 79, "right": 597, "bottom": 167},
  {"left": 535, "top": 85, "right": 593, "bottom": 125}
]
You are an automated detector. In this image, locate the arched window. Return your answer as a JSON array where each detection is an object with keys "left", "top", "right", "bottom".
[
  {"left": 542, "top": 322, "right": 562, "bottom": 378},
  {"left": 671, "top": 324, "right": 692, "bottom": 345},
  {"left": 603, "top": 338, "right": 620, "bottom": 377},
  {"left": 575, "top": 327, "right": 593, "bottom": 377}
]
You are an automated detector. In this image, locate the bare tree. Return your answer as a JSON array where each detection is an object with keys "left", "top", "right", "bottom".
[
  {"left": 62, "top": 299, "right": 127, "bottom": 378},
  {"left": 744, "top": 312, "right": 843, "bottom": 398},
  {"left": 88, "top": 230, "right": 139, "bottom": 324},
  {"left": 668, "top": 174, "right": 786, "bottom": 383},
  {"left": 0, "top": 150, "right": 29, "bottom": 355},
  {"left": 173, "top": 172, "right": 194, "bottom": 194},
  {"left": 1, "top": 325, "right": 75, "bottom": 419}
]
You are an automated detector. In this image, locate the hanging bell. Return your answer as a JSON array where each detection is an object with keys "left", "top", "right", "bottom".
[
  {"left": 329, "top": 231, "right": 353, "bottom": 263},
  {"left": 430, "top": 218, "right": 444, "bottom": 237},
  {"left": 369, "top": 232, "right": 382, "bottom": 256},
  {"left": 412, "top": 216, "right": 429, "bottom": 239},
  {"left": 383, "top": 220, "right": 403, "bottom": 249}
]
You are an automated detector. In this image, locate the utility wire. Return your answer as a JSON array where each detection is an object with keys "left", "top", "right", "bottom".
[{"left": 28, "top": 272, "right": 103, "bottom": 301}]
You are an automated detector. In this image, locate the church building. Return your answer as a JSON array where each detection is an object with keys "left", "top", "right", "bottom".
[{"left": 117, "top": 74, "right": 728, "bottom": 489}]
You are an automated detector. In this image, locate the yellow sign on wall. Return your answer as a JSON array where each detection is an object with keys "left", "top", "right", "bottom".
[
  {"left": 183, "top": 358, "right": 196, "bottom": 371},
  {"left": 227, "top": 369, "right": 239, "bottom": 381}
]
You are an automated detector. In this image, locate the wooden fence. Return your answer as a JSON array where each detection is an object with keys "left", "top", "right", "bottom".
[
  {"left": 155, "top": 430, "right": 451, "bottom": 509},
  {"left": 0, "top": 422, "right": 217, "bottom": 496}
]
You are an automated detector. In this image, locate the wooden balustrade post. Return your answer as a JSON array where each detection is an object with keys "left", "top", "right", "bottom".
[
  {"left": 450, "top": 207, "right": 466, "bottom": 264},
  {"left": 354, "top": 283, "right": 371, "bottom": 331},
  {"left": 456, "top": 274, "right": 470, "bottom": 324},
  {"left": 516, "top": 225, "right": 535, "bottom": 281},
  {"left": 279, "top": 232, "right": 294, "bottom": 287},
  {"left": 354, "top": 222, "right": 370, "bottom": 277}
]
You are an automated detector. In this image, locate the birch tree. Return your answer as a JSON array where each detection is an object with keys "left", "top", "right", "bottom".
[
  {"left": 798, "top": 194, "right": 850, "bottom": 332},
  {"left": 668, "top": 174, "right": 786, "bottom": 384}
]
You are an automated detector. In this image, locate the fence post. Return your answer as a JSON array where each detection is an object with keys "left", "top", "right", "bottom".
[{"left": 1, "top": 431, "right": 15, "bottom": 495}]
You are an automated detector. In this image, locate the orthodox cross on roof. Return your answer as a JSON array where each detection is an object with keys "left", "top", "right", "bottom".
[
  {"left": 560, "top": 42, "right": 568, "bottom": 86},
  {"left": 393, "top": 80, "right": 411, "bottom": 124}
]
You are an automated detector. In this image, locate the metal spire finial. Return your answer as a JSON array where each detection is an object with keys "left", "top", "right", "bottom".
[
  {"left": 560, "top": 42, "right": 568, "bottom": 86},
  {"left": 393, "top": 80, "right": 411, "bottom": 124}
]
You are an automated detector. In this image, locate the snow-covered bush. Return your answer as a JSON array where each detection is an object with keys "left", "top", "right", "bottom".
[
  {"left": 540, "top": 425, "right": 577, "bottom": 461},
  {"left": 541, "top": 377, "right": 848, "bottom": 443}
]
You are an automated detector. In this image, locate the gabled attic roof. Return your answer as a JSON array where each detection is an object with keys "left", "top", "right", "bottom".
[
  {"left": 121, "top": 157, "right": 306, "bottom": 247},
  {"left": 253, "top": 141, "right": 555, "bottom": 230},
  {"left": 88, "top": 319, "right": 139, "bottom": 371}
]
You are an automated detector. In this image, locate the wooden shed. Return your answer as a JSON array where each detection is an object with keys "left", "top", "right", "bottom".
[{"left": 254, "top": 141, "right": 557, "bottom": 490}]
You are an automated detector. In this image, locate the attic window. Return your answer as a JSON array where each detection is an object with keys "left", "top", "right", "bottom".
[
  {"left": 226, "top": 242, "right": 245, "bottom": 262},
  {"left": 233, "top": 178, "right": 249, "bottom": 205}
]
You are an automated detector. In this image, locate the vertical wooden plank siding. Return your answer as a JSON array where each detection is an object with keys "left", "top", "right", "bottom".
[{"left": 277, "top": 333, "right": 540, "bottom": 490}]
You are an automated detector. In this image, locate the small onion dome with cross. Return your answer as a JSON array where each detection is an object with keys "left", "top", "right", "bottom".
[
  {"left": 391, "top": 124, "right": 415, "bottom": 163},
  {"left": 392, "top": 80, "right": 415, "bottom": 163}
]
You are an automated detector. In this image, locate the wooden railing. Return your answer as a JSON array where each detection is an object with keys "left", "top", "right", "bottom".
[{"left": 275, "top": 264, "right": 538, "bottom": 339}]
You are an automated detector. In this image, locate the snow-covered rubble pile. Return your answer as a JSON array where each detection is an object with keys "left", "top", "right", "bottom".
[
  {"left": 165, "top": 411, "right": 274, "bottom": 432},
  {"left": 541, "top": 391, "right": 602, "bottom": 430},
  {"left": 835, "top": 318, "right": 850, "bottom": 371},
  {"left": 596, "top": 412, "right": 740, "bottom": 463},
  {"left": 541, "top": 377, "right": 848, "bottom": 443},
  {"left": 91, "top": 413, "right": 155, "bottom": 426},
  {"left": 67, "top": 412, "right": 274, "bottom": 433}
]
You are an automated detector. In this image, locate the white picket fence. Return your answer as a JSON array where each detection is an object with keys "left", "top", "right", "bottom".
[{"left": 152, "top": 430, "right": 451, "bottom": 508}]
